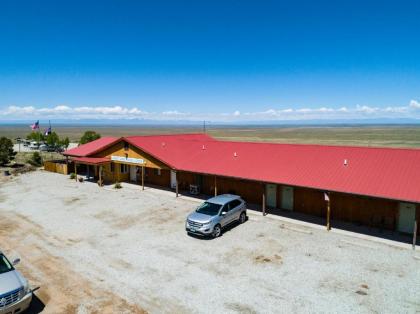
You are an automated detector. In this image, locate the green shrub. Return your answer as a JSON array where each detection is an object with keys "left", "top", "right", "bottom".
[
  {"left": 27, "top": 152, "right": 42, "bottom": 167},
  {"left": 69, "top": 173, "right": 76, "bottom": 179},
  {"left": 80, "top": 131, "right": 101, "bottom": 144},
  {"left": 114, "top": 182, "right": 122, "bottom": 189},
  {"left": 0, "top": 137, "right": 17, "bottom": 166}
]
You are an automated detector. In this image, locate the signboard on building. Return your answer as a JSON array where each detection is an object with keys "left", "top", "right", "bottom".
[{"left": 111, "top": 155, "right": 145, "bottom": 164}]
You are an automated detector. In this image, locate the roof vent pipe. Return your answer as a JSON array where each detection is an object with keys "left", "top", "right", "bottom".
[
  {"left": 234, "top": 152, "right": 237, "bottom": 157},
  {"left": 344, "top": 159, "right": 348, "bottom": 166},
  {"left": 202, "top": 145, "right": 205, "bottom": 150}
]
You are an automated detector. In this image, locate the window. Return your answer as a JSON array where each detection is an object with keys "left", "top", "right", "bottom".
[
  {"left": 228, "top": 200, "right": 241, "bottom": 211},
  {"left": 124, "top": 142, "right": 129, "bottom": 151},
  {"left": 154, "top": 168, "right": 161, "bottom": 176},
  {"left": 196, "top": 202, "right": 222, "bottom": 216},
  {"left": 110, "top": 163, "right": 114, "bottom": 172},
  {"left": 120, "top": 164, "right": 128, "bottom": 173},
  {"left": 0, "top": 254, "right": 14, "bottom": 274}
]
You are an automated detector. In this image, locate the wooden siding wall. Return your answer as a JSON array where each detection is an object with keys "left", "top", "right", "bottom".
[
  {"left": 177, "top": 171, "right": 197, "bottom": 191},
  {"left": 102, "top": 163, "right": 114, "bottom": 183},
  {"left": 176, "top": 171, "right": 263, "bottom": 204},
  {"left": 330, "top": 193, "right": 398, "bottom": 230},
  {"left": 293, "top": 187, "right": 326, "bottom": 217},
  {"left": 278, "top": 185, "right": 401, "bottom": 231},
  {"left": 44, "top": 161, "right": 68, "bottom": 175},
  {"left": 145, "top": 168, "right": 170, "bottom": 187}
]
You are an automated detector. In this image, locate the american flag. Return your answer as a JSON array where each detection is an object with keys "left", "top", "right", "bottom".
[
  {"left": 30, "top": 120, "right": 39, "bottom": 130},
  {"left": 44, "top": 126, "right": 51, "bottom": 136}
]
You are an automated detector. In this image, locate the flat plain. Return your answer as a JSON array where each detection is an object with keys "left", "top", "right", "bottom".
[{"left": 1, "top": 124, "right": 420, "bottom": 147}]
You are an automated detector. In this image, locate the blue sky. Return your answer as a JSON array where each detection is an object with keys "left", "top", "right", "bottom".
[{"left": 1, "top": 0, "right": 420, "bottom": 122}]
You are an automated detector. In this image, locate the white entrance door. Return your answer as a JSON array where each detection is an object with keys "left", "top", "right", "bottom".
[
  {"left": 281, "top": 186, "right": 294, "bottom": 211},
  {"left": 398, "top": 202, "right": 416, "bottom": 234},
  {"left": 170, "top": 170, "right": 177, "bottom": 189},
  {"left": 266, "top": 184, "right": 277, "bottom": 208},
  {"left": 130, "top": 166, "right": 137, "bottom": 182}
]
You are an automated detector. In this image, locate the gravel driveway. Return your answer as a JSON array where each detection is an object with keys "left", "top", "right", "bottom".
[{"left": 0, "top": 171, "right": 419, "bottom": 313}]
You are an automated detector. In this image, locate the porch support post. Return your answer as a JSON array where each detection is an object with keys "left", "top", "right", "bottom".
[
  {"left": 99, "top": 165, "right": 102, "bottom": 186},
  {"left": 413, "top": 218, "right": 418, "bottom": 250},
  {"left": 214, "top": 176, "right": 217, "bottom": 196},
  {"left": 74, "top": 162, "right": 77, "bottom": 181},
  {"left": 141, "top": 165, "right": 145, "bottom": 191},
  {"left": 262, "top": 184, "right": 266, "bottom": 216},
  {"left": 175, "top": 171, "right": 179, "bottom": 197},
  {"left": 117, "top": 163, "right": 120, "bottom": 182},
  {"left": 326, "top": 192, "right": 331, "bottom": 231}
]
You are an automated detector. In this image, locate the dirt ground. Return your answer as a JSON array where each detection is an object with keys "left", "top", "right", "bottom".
[{"left": 0, "top": 171, "right": 419, "bottom": 313}]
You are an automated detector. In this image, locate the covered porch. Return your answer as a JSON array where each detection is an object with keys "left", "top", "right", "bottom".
[{"left": 72, "top": 157, "right": 110, "bottom": 186}]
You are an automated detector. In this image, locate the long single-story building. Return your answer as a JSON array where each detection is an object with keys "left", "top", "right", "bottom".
[{"left": 60, "top": 133, "right": 420, "bottom": 240}]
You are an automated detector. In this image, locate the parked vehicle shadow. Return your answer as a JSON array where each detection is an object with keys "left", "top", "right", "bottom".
[
  {"left": 26, "top": 294, "right": 45, "bottom": 314},
  {"left": 187, "top": 216, "right": 249, "bottom": 240}
]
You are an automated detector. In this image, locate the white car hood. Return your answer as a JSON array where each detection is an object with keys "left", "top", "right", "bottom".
[{"left": 0, "top": 270, "right": 23, "bottom": 296}]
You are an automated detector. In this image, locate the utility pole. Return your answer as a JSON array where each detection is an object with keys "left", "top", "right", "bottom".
[{"left": 203, "top": 120, "right": 206, "bottom": 133}]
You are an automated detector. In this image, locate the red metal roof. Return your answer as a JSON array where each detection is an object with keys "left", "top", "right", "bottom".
[
  {"left": 125, "top": 134, "right": 420, "bottom": 203},
  {"left": 73, "top": 157, "right": 111, "bottom": 165},
  {"left": 64, "top": 137, "right": 119, "bottom": 157},
  {"left": 69, "top": 133, "right": 420, "bottom": 203}
]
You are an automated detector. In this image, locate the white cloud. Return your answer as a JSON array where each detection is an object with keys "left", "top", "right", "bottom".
[
  {"left": 410, "top": 100, "right": 420, "bottom": 109},
  {"left": 1, "top": 100, "right": 419, "bottom": 121},
  {"left": 356, "top": 105, "right": 379, "bottom": 114}
]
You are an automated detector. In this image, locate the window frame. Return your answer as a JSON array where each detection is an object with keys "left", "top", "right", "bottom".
[{"left": 120, "top": 163, "right": 128, "bottom": 174}]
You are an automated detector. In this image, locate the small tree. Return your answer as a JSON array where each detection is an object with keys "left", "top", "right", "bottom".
[
  {"left": 0, "top": 137, "right": 17, "bottom": 166},
  {"left": 28, "top": 152, "right": 42, "bottom": 167},
  {"left": 80, "top": 131, "right": 101, "bottom": 145},
  {"left": 60, "top": 137, "right": 70, "bottom": 149},
  {"left": 46, "top": 132, "right": 60, "bottom": 147},
  {"left": 26, "top": 132, "right": 45, "bottom": 143}
]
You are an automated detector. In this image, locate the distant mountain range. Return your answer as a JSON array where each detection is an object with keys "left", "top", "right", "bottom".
[{"left": 0, "top": 117, "right": 419, "bottom": 127}]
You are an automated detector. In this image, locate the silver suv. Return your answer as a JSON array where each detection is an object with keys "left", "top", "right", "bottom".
[
  {"left": 0, "top": 251, "right": 32, "bottom": 314},
  {"left": 186, "top": 194, "right": 247, "bottom": 238}
]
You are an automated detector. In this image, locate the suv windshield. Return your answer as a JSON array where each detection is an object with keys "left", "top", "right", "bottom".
[
  {"left": 196, "top": 202, "right": 222, "bottom": 216},
  {"left": 0, "top": 254, "right": 14, "bottom": 275}
]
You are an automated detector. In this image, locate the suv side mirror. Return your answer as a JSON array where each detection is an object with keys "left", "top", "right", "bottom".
[
  {"left": 12, "top": 258, "right": 20, "bottom": 266},
  {"left": 221, "top": 211, "right": 227, "bottom": 216}
]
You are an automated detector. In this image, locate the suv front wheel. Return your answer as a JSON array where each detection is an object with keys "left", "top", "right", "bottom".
[{"left": 212, "top": 224, "right": 222, "bottom": 238}]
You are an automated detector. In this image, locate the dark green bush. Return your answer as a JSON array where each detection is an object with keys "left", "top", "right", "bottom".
[{"left": 27, "top": 152, "right": 42, "bottom": 167}]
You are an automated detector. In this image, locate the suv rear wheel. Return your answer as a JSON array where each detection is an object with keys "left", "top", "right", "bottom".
[{"left": 212, "top": 224, "right": 222, "bottom": 238}]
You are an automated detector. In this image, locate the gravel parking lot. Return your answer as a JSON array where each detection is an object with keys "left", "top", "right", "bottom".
[{"left": 0, "top": 171, "right": 419, "bottom": 313}]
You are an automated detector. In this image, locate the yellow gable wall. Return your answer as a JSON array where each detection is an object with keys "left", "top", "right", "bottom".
[
  {"left": 92, "top": 141, "right": 169, "bottom": 169},
  {"left": 90, "top": 140, "right": 170, "bottom": 183}
]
